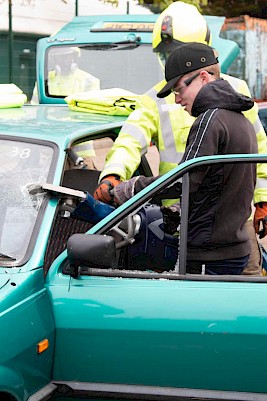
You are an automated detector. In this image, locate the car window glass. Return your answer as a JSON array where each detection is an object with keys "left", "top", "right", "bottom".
[
  {"left": 0, "top": 139, "right": 54, "bottom": 263},
  {"left": 259, "top": 108, "right": 267, "bottom": 134},
  {"left": 46, "top": 45, "right": 162, "bottom": 97}
]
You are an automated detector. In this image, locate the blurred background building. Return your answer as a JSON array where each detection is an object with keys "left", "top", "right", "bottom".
[
  {"left": 0, "top": 0, "right": 151, "bottom": 99},
  {"left": 1, "top": 0, "right": 267, "bottom": 100}
]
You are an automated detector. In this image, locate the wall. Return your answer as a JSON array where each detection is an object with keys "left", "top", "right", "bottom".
[
  {"left": 0, "top": 0, "right": 151, "bottom": 100},
  {"left": 221, "top": 15, "right": 267, "bottom": 100},
  {"left": 0, "top": 0, "right": 151, "bottom": 36},
  {"left": 2, "top": 4, "right": 267, "bottom": 100}
]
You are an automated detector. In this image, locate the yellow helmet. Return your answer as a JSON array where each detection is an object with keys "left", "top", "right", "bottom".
[{"left": 153, "top": 1, "right": 211, "bottom": 60}]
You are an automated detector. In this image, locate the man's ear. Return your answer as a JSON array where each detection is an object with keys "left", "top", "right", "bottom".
[{"left": 200, "top": 70, "right": 213, "bottom": 83}]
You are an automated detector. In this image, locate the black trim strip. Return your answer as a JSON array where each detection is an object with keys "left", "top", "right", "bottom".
[
  {"left": 179, "top": 172, "right": 189, "bottom": 275},
  {"left": 51, "top": 381, "right": 267, "bottom": 401},
  {"left": 63, "top": 264, "right": 267, "bottom": 282}
]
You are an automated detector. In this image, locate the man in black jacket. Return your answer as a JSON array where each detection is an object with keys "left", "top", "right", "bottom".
[{"left": 157, "top": 42, "right": 258, "bottom": 274}]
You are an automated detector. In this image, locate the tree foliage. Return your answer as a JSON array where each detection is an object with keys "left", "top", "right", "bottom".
[
  {"left": 202, "top": 0, "right": 267, "bottom": 18},
  {"left": 100, "top": 0, "right": 204, "bottom": 13},
  {"left": 138, "top": 0, "right": 204, "bottom": 12},
  {"left": 101, "top": 0, "right": 267, "bottom": 18},
  {"left": 6, "top": 0, "right": 266, "bottom": 19}
]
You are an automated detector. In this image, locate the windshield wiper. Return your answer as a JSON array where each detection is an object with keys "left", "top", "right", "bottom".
[
  {"left": 0, "top": 253, "right": 16, "bottom": 261},
  {"left": 81, "top": 38, "right": 141, "bottom": 51}
]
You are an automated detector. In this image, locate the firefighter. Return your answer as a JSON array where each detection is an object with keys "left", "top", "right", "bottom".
[
  {"left": 94, "top": 1, "right": 267, "bottom": 276},
  {"left": 46, "top": 46, "right": 100, "bottom": 96},
  {"left": 31, "top": 46, "right": 100, "bottom": 103}
]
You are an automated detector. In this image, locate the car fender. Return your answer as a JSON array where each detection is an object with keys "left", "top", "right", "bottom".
[{"left": 0, "top": 365, "right": 24, "bottom": 401}]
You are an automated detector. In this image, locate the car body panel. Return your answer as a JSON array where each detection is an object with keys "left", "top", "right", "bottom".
[
  {"left": 0, "top": 11, "right": 264, "bottom": 401},
  {"left": 47, "top": 273, "right": 267, "bottom": 393},
  {"left": 0, "top": 105, "right": 126, "bottom": 143},
  {"left": 0, "top": 105, "right": 127, "bottom": 400},
  {"left": 43, "top": 154, "right": 267, "bottom": 397},
  {"left": 1, "top": 128, "right": 267, "bottom": 401},
  {"left": 0, "top": 269, "right": 55, "bottom": 400}
]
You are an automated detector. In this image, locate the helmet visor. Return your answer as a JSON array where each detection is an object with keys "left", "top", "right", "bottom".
[{"left": 153, "top": 38, "right": 185, "bottom": 54}]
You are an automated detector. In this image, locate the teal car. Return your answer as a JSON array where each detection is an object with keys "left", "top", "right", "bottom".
[
  {"left": 1, "top": 13, "right": 266, "bottom": 401},
  {"left": 36, "top": 14, "right": 239, "bottom": 104}
]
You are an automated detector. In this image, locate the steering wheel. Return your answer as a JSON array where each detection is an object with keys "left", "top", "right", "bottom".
[{"left": 109, "top": 213, "right": 141, "bottom": 250}]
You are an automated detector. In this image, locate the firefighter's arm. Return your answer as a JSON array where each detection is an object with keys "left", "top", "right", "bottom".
[
  {"left": 94, "top": 173, "right": 158, "bottom": 206},
  {"left": 113, "top": 176, "right": 158, "bottom": 205}
]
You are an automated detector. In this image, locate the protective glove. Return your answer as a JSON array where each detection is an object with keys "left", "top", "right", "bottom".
[
  {"left": 113, "top": 176, "right": 158, "bottom": 206},
  {"left": 161, "top": 203, "right": 181, "bottom": 235},
  {"left": 93, "top": 175, "right": 121, "bottom": 204},
  {"left": 254, "top": 202, "right": 267, "bottom": 239}
]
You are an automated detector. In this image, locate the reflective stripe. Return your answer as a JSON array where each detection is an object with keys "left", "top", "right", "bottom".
[
  {"left": 159, "top": 150, "right": 184, "bottom": 163},
  {"left": 255, "top": 177, "right": 267, "bottom": 189},
  {"left": 254, "top": 116, "right": 263, "bottom": 133},
  {"left": 102, "top": 161, "right": 126, "bottom": 171},
  {"left": 146, "top": 86, "right": 158, "bottom": 101},
  {"left": 147, "top": 88, "right": 180, "bottom": 163},
  {"left": 161, "top": 103, "right": 181, "bottom": 112},
  {"left": 122, "top": 122, "right": 148, "bottom": 154},
  {"left": 127, "top": 108, "right": 142, "bottom": 121},
  {"left": 224, "top": 75, "right": 240, "bottom": 91}
]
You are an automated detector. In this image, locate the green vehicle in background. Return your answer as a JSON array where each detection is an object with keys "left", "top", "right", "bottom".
[{"left": 0, "top": 12, "right": 267, "bottom": 401}]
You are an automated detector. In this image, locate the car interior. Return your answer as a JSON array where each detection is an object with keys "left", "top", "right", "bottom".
[
  {"left": 42, "top": 137, "right": 267, "bottom": 281},
  {"left": 43, "top": 133, "right": 158, "bottom": 275}
]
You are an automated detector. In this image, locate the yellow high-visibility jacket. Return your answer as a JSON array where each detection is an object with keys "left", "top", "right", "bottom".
[
  {"left": 65, "top": 88, "right": 139, "bottom": 116},
  {"left": 48, "top": 69, "right": 100, "bottom": 96},
  {"left": 100, "top": 74, "right": 267, "bottom": 205},
  {"left": 0, "top": 84, "right": 27, "bottom": 108}
]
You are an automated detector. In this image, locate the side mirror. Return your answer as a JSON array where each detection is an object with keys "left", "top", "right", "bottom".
[{"left": 67, "top": 233, "right": 116, "bottom": 278}]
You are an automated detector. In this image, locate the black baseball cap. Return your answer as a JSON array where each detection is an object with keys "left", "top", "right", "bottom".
[{"left": 157, "top": 42, "right": 219, "bottom": 98}]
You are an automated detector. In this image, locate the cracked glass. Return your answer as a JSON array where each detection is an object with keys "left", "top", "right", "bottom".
[{"left": 0, "top": 139, "right": 53, "bottom": 264}]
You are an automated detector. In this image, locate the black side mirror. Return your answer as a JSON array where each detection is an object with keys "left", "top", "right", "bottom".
[{"left": 67, "top": 233, "right": 116, "bottom": 278}]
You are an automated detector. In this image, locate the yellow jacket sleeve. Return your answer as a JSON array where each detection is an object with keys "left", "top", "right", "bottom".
[
  {"left": 100, "top": 81, "right": 194, "bottom": 181},
  {"left": 100, "top": 90, "right": 160, "bottom": 181}
]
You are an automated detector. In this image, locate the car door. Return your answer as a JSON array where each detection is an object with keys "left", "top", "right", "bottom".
[{"left": 45, "top": 154, "right": 267, "bottom": 400}]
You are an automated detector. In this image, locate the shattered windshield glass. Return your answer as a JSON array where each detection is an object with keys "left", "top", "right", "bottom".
[
  {"left": 45, "top": 44, "right": 163, "bottom": 97},
  {"left": 0, "top": 139, "right": 53, "bottom": 265}
]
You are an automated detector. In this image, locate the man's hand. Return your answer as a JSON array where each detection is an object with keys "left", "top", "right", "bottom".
[
  {"left": 93, "top": 175, "right": 121, "bottom": 204},
  {"left": 161, "top": 204, "right": 181, "bottom": 235},
  {"left": 254, "top": 202, "right": 267, "bottom": 238}
]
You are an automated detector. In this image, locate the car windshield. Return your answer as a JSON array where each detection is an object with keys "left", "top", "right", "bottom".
[
  {"left": 0, "top": 139, "right": 54, "bottom": 265},
  {"left": 45, "top": 44, "right": 163, "bottom": 97}
]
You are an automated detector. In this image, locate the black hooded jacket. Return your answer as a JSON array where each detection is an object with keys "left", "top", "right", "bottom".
[{"left": 180, "top": 78, "right": 258, "bottom": 262}]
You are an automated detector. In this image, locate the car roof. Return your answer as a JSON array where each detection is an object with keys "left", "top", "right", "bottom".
[
  {"left": 0, "top": 105, "right": 126, "bottom": 146},
  {"left": 48, "top": 14, "right": 239, "bottom": 73}
]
